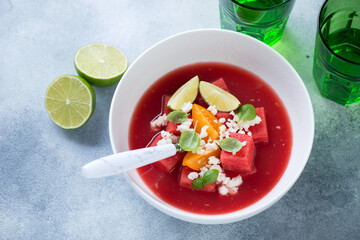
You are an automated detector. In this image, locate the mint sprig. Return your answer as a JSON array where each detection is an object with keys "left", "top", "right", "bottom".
[
  {"left": 236, "top": 104, "right": 256, "bottom": 121},
  {"left": 191, "top": 169, "right": 219, "bottom": 189},
  {"left": 167, "top": 111, "right": 189, "bottom": 123},
  {"left": 219, "top": 137, "right": 242, "bottom": 154},
  {"left": 179, "top": 121, "right": 200, "bottom": 151}
]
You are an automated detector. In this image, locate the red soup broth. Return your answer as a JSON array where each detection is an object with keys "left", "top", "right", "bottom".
[{"left": 129, "top": 62, "right": 292, "bottom": 215}]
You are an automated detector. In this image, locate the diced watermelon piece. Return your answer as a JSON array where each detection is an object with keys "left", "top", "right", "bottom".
[
  {"left": 179, "top": 166, "right": 216, "bottom": 192},
  {"left": 148, "top": 134, "right": 184, "bottom": 172},
  {"left": 211, "top": 77, "right": 229, "bottom": 92},
  {"left": 162, "top": 95, "right": 172, "bottom": 115},
  {"left": 165, "top": 121, "right": 181, "bottom": 136},
  {"left": 250, "top": 107, "right": 268, "bottom": 143},
  {"left": 215, "top": 112, "right": 232, "bottom": 121},
  {"left": 195, "top": 77, "right": 230, "bottom": 107},
  {"left": 220, "top": 133, "right": 255, "bottom": 172},
  {"left": 154, "top": 153, "right": 185, "bottom": 172}
]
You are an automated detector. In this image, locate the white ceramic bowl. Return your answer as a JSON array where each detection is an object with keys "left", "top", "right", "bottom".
[{"left": 109, "top": 29, "right": 314, "bottom": 224}]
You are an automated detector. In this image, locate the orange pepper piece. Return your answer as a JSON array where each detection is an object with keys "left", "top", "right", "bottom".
[
  {"left": 182, "top": 147, "right": 221, "bottom": 171},
  {"left": 192, "top": 104, "right": 224, "bottom": 142}
]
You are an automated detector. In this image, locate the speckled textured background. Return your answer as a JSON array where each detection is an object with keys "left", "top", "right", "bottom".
[{"left": 1, "top": 0, "right": 359, "bottom": 239}]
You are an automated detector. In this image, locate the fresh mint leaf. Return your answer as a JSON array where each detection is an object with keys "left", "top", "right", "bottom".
[
  {"left": 219, "top": 137, "right": 242, "bottom": 154},
  {"left": 167, "top": 111, "right": 189, "bottom": 123},
  {"left": 202, "top": 169, "right": 219, "bottom": 185},
  {"left": 236, "top": 104, "right": 256, "bottom": 121},
  {"left": 179, "top": 130, "right": 200, "bottom": 151},
  {"left": 191, "top": 178, "right": 206, "bottom": 189}
]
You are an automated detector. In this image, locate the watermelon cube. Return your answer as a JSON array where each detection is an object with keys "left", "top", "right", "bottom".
[
  {"left": 250, "top": 107, "right": 268, "bottom": 143},
  {"left": 179, "top": 166, "right": 216, "bottom": 192},
  {"left": 195, "top": 77, "right": 230, "bottom": 107},
  {"left": 215, "top": 112, "right": 232, "bottom": 121},
  {"left": 165, "top": 121, "right": 181, "bottom": 136},
  {"left": 211, "top": 77, "right": 230, "bottom": 92},
  {"left": 220, "top": 133, "right": 255, "bottom": 172},
  {"left": 162, "top": 95, "right": 172, "bottom": 115},
  {"left": 148, "top": 134, "right": 184, "bottom": 172}
]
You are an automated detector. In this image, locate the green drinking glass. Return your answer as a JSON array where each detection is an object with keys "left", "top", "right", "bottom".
[
  {"left": 219, "top": 0, "right": 295, "bottom": 46},
  {"left": 313, "top": 0, "right": 360, "bottom": 105}
]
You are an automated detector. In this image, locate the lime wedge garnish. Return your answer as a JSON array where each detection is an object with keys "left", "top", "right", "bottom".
[
  {"left": 167, "top": 75, "right": 199, "bottom": 110},
  {"left": 199, "top": 81, "right": 240, "bottom": 112},
  {"left": 74, "top": 44, "right": 127, "bottom": 87},
  {"left": 45, "top": 75, "right": 96, "bottom": 129}
]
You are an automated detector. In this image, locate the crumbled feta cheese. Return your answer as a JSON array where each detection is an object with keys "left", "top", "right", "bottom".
[
  {"left": 219, "top": 185, "right": 229, "bottom": 195},
  {"left": 177, "top": 118, "right": 193, "bottom": 132},
  {"left": 188, "top": 172, "right": 199, "bottom": 180},
  {"left": 205, "top": 141, "right": 218, "bottom": 150},
  {"left": 192, "top": 148, "right": 205, "bottom": 155},
  {"left": 225, "top": 118, "right": 240, "bottom": 133},
  {"left": 207, "top": 105, "right": 218, "bottom": 115},
  {"left": 161, "top": 130, "right": 171, "bottom": 139},
  {"left": 180, "top": 102, "right": 193, "bottom": 113},
  {"left": 237, "top": 115, "right": 262, "bottom": 132},
  {"left": 247, "top": 131, "right": 252, "bottom": 136},
  {"left": 210, "top": 164, "right": 222, "bottom": 172},
  {"left": 157, "top": 138, "right": 172, "bottom": 145},
  {"left": 199, "top": 167, "right": 209, "bottom": 177},
  {"left": 219, "top": 125, "right": 226, "bottom": 133},
  {"left": 157, "top": 131, "right": 178, "bottom": 146},
  {"left": 199, "top": 140, "right": 206, "bottom": 148},
  {"left": 220, "top": 176, "right": 243, "bottom": 196},
  {"left": 199, "top": 125, "right": 209, "bottom": 139},
  {"left": 208, "top": 156, "right": 220, "bottom": 165},
  {"left": 232, "top": 114, "right": 240, "bottom": 123},
  {"left": 223, "top": 176, "right": 231, "bottom": 185},
  {"left": 230, "top": 111, "right": 240, "bottom": 122},
  {"left": 228, "top": 175, "right": 243, "bottom": 188},
  {"left": 150, "top": 114, "right": 168, "bottom": 129},
  {"left": 227, "top": 186, "right": 239, "bottom": 195},
  {"left": 219, "top": 118, "right": 226, "bottom": 123},
  {"left": 219, "top": 125, "right": 230, "bottom": 140},
  {"left": 219, "top": 130, "right": 230, "bottom": 140},
  {"left": 242, "top": 141, "right": 247, "bottom": 147}
]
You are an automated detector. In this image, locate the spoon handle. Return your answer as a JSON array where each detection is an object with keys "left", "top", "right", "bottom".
[{"left": 82, "top": 144, "right": 177, "bottom": 178}]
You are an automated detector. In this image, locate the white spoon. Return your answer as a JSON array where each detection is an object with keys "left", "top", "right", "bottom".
[{"left": 82, "top": 144, "right": 179, "bottom": 178}]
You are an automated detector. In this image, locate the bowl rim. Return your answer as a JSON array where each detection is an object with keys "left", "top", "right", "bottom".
[{"left": 109, "top": 28, "right": 315, "bottom": 224}]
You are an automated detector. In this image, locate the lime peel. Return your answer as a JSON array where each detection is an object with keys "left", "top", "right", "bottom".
[
  {"left": 74, "top": 44, "right": 127, "bottom": 87},
  {"left": 199, "top": 81, "right": 240, "bottom": 112},
  {"left": 45, "top": 75, "right": 95, "bottom": 129},
  {"left": 167, "top": 75, "right": 199, "bottom": 111}
]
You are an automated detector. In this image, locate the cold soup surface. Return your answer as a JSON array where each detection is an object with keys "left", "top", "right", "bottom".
[{"left": 129, "top": 62, "right": 292, "bottom": 214}]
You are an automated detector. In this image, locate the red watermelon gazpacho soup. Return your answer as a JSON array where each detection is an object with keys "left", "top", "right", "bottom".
[{"left": 128, "top": 62, "right": 292, "bottom": 215}]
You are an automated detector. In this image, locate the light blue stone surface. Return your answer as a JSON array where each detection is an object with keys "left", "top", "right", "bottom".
[{"left": 0, "top": 0, "right": 359, "bottom": 239}]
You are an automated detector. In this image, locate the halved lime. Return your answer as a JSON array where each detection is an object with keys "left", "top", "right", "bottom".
[
  {"left": 199, "top": 81, "right": 240, "bottom": 112},
  {"left": 74, "top": 44, "right": 127, "bottom": 87},
  {"left": 167, "top": 75, "right": 199, "bottom": 111},
  {"left": 45, "top": 75, "right": 96, "bottom": 129}
]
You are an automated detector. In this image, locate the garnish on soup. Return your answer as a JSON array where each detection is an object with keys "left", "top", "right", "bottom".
[{"left": 130, "top": 62, "right": 292, "bottom": 214}]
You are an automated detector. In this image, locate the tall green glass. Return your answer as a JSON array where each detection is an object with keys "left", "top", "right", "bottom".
[
  {"left": 313, "top": 0, "right": 360, "bottom": 105},
  {"left": 219, "top": 0, "right": 295, "bottom": 46}
]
